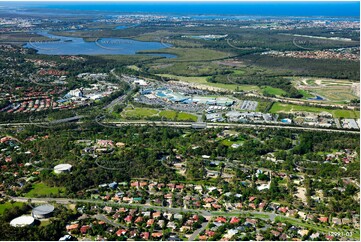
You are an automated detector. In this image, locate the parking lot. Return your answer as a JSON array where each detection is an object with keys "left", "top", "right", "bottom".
[{"left": 239, "top": 100, "right": 258, "bottom": 111}]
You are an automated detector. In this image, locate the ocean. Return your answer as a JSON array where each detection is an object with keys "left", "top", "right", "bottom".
[{"left": 0, "top": 1, "right": 360, "bottom": 17}]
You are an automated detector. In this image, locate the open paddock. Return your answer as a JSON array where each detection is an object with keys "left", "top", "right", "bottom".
[
  {"left": 159, "top": 74, "right": 259, "bottom": 92},
  {"left": 269, "top": 102, "right": 360, "bottom": 118},
  {"left": 121, "top": 107, "right": 198, "bottom": 121}
]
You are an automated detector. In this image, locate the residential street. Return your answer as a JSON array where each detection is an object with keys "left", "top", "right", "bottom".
[{"left": 188, "top": 221, "right": 209, "bottom": 241}]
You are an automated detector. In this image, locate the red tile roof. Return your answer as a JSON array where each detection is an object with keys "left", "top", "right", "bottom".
[
  {"left": 318, "top": 217, "right": 328, "bottom": 223},
  {"left": 199, "top": 235, "right": 208, "bottom": 241},
  {"left": 135, "top": 216, "right": 143, "bottom": 223},
  {"left": 230, "top": 217, "right": 240, "bottom": 224},
  {"left": 151, "top": 232, "right": 163, "bottom": 238},
  {"left": 215, "top": 217, "right": 227, "bottom": 223},
  {"left": 147, "top": 219, "right": 155, "bottom": 226},
  {"left": 141, "top": 232, "right": 150, "bottom": 240},
  {"left": 278, "top": 207, "right": 288, "bottom": 213},
  {"left": 66, "top": 224, "right": 79, "bottom": 231},
  {"left": 80, "top": 225, "right": 90, "bottom": 234},
  {"left": 249, "top": 203, "right": 256, "bottom": 209},
  {"left": 206, "top": 230, "right": 216, "bottom": 237},
  {"left": 116, "top": 229, "right": 128, "bottom": 236},
  {"left": 124, "top": 215, "right": 133, "bottom": 223}
]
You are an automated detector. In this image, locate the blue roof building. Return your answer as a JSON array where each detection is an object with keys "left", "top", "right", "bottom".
[{"left": 108, "top": 182, "right": 118, "bottom": 189}]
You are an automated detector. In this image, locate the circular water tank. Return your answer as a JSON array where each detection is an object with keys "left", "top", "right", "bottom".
[
  {"left": 10, "top": 215, "right": 35, "bottom": 227},
  {"left": 32, "top": 204, "right": 55, "bottom": 219},
  {"left": 54, "top": 164, "right": 72, "bottom": 174}
]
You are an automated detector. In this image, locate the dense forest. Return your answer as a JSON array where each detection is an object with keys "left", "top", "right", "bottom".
[{"left": 243, "top": 54, "right": 360, "bottom": 81}]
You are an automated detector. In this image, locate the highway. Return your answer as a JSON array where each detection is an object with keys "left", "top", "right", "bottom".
[
  {"left": 93, "top": 120, "right": 360, "bottom": 134},
  {"left": 1, "top": 120, "right": 359, "bottom": 134},
  {"left": 103, "top": 69, "right": 134, "bottom": 111}
]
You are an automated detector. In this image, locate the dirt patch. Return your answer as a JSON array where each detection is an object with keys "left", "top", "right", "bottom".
[
  {"left": 315, "top": 79, "right": 323, "bottom": 86},
  {"left": 351, "top": 83, "right": 360, "bottom": 97},
  {"left": 151, "top": 63, "right": 174, "bottom": 70},
  {"left": 214, "top": 59, "right": 245, "bottom": 67},
  {"left": 295, "top": 187, "right": 307, "bottom": 205}
]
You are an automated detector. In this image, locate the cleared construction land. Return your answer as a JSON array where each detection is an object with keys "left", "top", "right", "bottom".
[{"left": 295, "top": 77, "right": 359, "bottom": 102}]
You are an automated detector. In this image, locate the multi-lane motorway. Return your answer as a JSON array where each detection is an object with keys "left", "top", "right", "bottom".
[{"left": 1, "top": 119, "right": 359, "bottom": 134}]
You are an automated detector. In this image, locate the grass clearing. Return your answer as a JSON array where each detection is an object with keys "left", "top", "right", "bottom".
[
  {"left": 0, "top": 32, "right": 53, "bottom": 43},
  {"left": 306, "top": 79, "right": 316, "bottom": 86},
  {"left": 298, "top": 90, "right": 314, "bottom": 99},
  {"left": 221, "top": 139, "right": 234, "bottom": 146},
  {"left": 262, "top": 86, "right": 287, "bottom": 96},
  {"left": 40, "top": 220, "right": 51, "bottom": 227},
  {"left": 0, "top": 202, "right": 25, "bottom": 214},
  {"left": 122, "top": 107, "right": 158, "bottom": 118},
  {"left": 177, "top": 112, "right": 198, "bottom": 122},
  {"left": 159, "top": 110, "right": 177, "bottom": 120},
  {"left": 25, "top": 183, "right": 64, "bottom": 197},
  {"left": 233, "top": 70, "right": 246, "bottom": 75},
  {"left": 332, "top": 110, "right": 360, "bottom": 119},
  {"left": 159, "top": 74, "right": 259, "bottom": 92},
  {"left": 122, "top": 107, "right": 197, "bottom": 121},
  {"left": 270, "top": 102, "right": 360, "bottom": 118}
]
